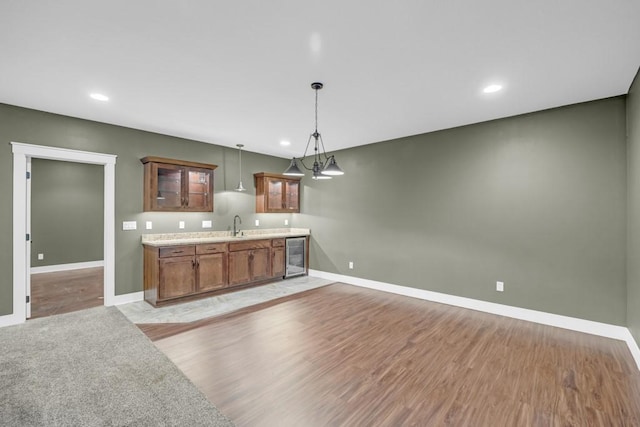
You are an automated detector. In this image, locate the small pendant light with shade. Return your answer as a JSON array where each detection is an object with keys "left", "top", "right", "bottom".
[{"left": 235, "top": 144, "right": 247, "bottom": 192}]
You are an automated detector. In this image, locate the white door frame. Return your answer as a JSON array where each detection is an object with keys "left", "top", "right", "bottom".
[
  {"left": 25, "top": 158, "right": 32, "bottom": 318},
  {"left": 11, "top": 142, "right": 117, "bottom": 324}
]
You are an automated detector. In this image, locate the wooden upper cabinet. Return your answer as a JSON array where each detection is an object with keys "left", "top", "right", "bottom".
[
  {"left": 141, "top": 157, "right": 217, "bottom": 212},
  {"left": 254, "top": 172, "right": 302, "bottom": 213}
]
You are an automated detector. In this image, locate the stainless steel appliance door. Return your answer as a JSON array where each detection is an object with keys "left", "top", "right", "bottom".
[{"left": 285, "top": 237, "right": 306, "bottom": 277}]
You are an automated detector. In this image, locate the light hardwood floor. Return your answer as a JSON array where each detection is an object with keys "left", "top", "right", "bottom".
[
  {"left": 30, "top": 267, "right": 103, "bottom": 319},
  {"left": 149, "top": 283, "right": 640, "bottom": 426}
]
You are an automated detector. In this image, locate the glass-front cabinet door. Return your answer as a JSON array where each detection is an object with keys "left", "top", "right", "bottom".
[
  {"left": 156, "top": 164, "right": 183, "bottom": 210},
  {"left": 285, "top": 181, "right": 300, "bottom": 211},
  {"left": 142, "top": 157, "right": 217, "bottom": 212},
  {"left": 267, "top": 179, "right": 284, "bottom": 211},
  {"left": 187, "top": 168, "right": 212, "bottom": 211},
  {"left": 254, "top": 172, "right": 302, "bottom": 213}
]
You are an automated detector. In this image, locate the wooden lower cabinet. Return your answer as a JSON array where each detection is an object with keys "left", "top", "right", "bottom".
[
  {"left": 144, "top": 242, "right": 228, "bottom": 306},
  {"left": 271, "top": 238, "right": 286, "bottom": 278},
  {"left": 158, "top": 256, "right": 196, "bottom": 300},
  {"left": 197, "top": 253, "right": 227, "bottom": 292},
  {"left": 251, "top": 248, "right": 271, "bottom": 281},
  {"left": 228, "top": 250, "right": 251, "bottom": 286},
  {"left": 144, "top": 237, "right": 292, "bottom": 306},
  {"left": 228, "top": 240, "right": 272, "bottom": 286}
]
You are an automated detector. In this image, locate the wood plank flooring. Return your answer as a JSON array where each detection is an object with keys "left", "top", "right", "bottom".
[
  {"left": 151, "top": 283, "right": 640, "bottom": 426},
  {"left": 30, "top": 267, "right": 103, "bottom": 319}
]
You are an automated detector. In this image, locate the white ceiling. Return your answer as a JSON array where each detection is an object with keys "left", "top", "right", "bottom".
[{"left": 1, "top": 1, "right": 639, "bottom": 159}]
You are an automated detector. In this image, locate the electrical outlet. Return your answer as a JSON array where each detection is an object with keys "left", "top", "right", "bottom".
[
  {"left": 349, "top": 261, "right": 354, "bottom": 269},
  {"left": 122, "top": 221, "right": 137, "bottom": 231},
  {"left": 145, "top": 221, "right": 153, "bottom": 230},
  {"left": 255, "top": 219, "right": 260, "bottom": 226},
  {"left": 179, "top": 221, "right": 185, "bottom": 229},
  {"left": 496, "top": 281, "right": 504, "bottom": 292},
  {"left": 202, "top": 220, "right": 212, "bottom": 228},
  {"left": 37, "top": 253, "right": 44, "bottom": 260},
  {"left": 284, "top": 219, "right": 289, "bottom": 226}
]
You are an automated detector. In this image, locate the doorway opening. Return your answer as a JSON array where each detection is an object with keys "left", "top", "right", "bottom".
[
  {"left": 11, "top": 142, "right": 116, "bottom": 325},
  {"left": 28, "top": 158, "right": 105, "bottom": 318},
  {"left": 30, "top": 267, "right": 104, "bottom": 319}
]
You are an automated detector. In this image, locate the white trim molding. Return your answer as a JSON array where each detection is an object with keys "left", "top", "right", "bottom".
[
  {"left": 11, "top": 142, "right": 117, "bottom": 325},
  {"left": 0, "top": 313, "right": 22, "bottom": 328},
  {"left": 309, "top": 269, "right": 640, "bottom": 372},
  {"left": 31, "top": 260, "right": 105, "bottom": 275},
  {"left": 112, "top": 291, "right": 144, "bottom": 306},
  {"left": 0, "top": 290, "right": 143, "bottom": 328}
]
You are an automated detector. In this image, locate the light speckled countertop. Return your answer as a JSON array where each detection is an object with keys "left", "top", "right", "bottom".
[{"left": 141, "top": 228, "right": 310, "bottom": 247}]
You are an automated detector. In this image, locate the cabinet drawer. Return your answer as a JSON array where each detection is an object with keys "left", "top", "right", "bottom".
[
  {"left": 196, "top": 242, "right": 228, "bottom": 254},
  {"left": 159, "top": 245, "right": 195, "bottom": 258},
  {"left": 228, "top": 239, "right": 271, "bottom": 252},
  {"left": 272, "top": 238, "right": 285, "bottom": 247}
]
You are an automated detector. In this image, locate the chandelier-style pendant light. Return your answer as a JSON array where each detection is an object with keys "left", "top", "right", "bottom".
[
  {"left": 283, "top": 82, "right": 345, "bottom": 180},
  {"left": 235, "top": 144, "right": 247, "bottom": 192}
]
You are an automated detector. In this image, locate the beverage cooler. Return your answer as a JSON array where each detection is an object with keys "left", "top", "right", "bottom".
[{"left": 285, "top": 237, "right": 307, "bottom": 278}]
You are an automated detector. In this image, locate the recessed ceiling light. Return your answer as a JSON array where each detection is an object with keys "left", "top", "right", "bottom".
[
  {"left": 90, "top": 93, "right": 109, "bottom": 101},
  {"left": 280, "top": 140, "right": 291, "bottom": 146},
  {"left": 483, "top": 84, "right": 503, "bottom": 94}
]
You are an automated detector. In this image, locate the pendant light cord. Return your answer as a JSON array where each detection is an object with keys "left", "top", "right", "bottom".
[{"left": 315, "top": 85, "right": 319, "bottom": 135}]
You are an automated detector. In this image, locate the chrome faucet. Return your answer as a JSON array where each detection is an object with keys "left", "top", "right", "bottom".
[{"left": 233, "top": 215, "right": 242, "bottom": 237}]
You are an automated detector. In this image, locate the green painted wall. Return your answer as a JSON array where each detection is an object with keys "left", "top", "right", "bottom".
[
  {"left": 302, "top": 97, "right": 628, "bottom": 325},
  {"left": 628, "top": 70, "right": 640, "bottom": 344},
  {"left": 30, "top": 159, "right": 104, "bottom": 267},
  {"left": 0, "top": 97, "right": 630, "bottom": 327},
  {"left": 0, "top": 104, "right": 290, "bottom": 316}
]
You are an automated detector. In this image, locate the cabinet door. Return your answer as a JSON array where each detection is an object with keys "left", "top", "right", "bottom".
[
  {"left": 271, "top": 247, "right": 285, "bottom": 278},
  {"left": 186, "top": 167, "right": 214, "bottom": 212},
  {"left": 142, "top": 157, "right": 217, "bottom": 212},
  {"left": 228, "top": 251, "right": 251, "bottom": 286},
  {"left": 154, "top": 164, "right": 184, "bottom": 210},
  {"left": 267, "top": 179, "right": 285, "bottom": 211},
  {"left": 197, "top": 253, "right": 227, "bottom": 292},
  {"left": 251, "top": 248, "right": 271, "bottom": 281},
  {"left": 285, "top": 181, "right": 300, "bottom": 211},
  {"left": 158, "top": 256, "right": 195, "bottom": 300}
]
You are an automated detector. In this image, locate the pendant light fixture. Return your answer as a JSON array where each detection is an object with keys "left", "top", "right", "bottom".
[
  {"left": 235, "top": 144, "right": 246, "bottom": 192},
  {"left": 283, "top": 82, "right": 345, "bottom": 180}
]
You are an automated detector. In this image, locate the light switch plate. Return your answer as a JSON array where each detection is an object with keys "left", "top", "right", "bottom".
[
  {"left": 202, "top": 220, "right": 212, "bottom": 228},
  {"left": 255, "top": 219, "right": 260, "bottom": 226},
  {"left": 145, "top": 221, "right": 153, "bottom": 230},
  {"left": 122, "top": 221, "right": 137, "bottom": 231},
  {"left": 179, "top": 221, "right": 185, "bottom": 229}
]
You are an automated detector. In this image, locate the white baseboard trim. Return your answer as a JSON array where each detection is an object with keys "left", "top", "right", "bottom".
[
  {"left": 0, "top": 313, "right": 23, "bottom": 328},
  {"left": 309, "top": 269, "right": 640, "bottom": 371},
  {"left": 0, "top": 290, "right": 143, "bottom": 328},
  {"left": 31, "top": 260, "right": 104, "bottom": 274},
  {"left": 623, "top": 329, "right": 640, "bottom": 371},
  {"left": 111, "top": 291, "right": 144, "bottom": 306}
]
